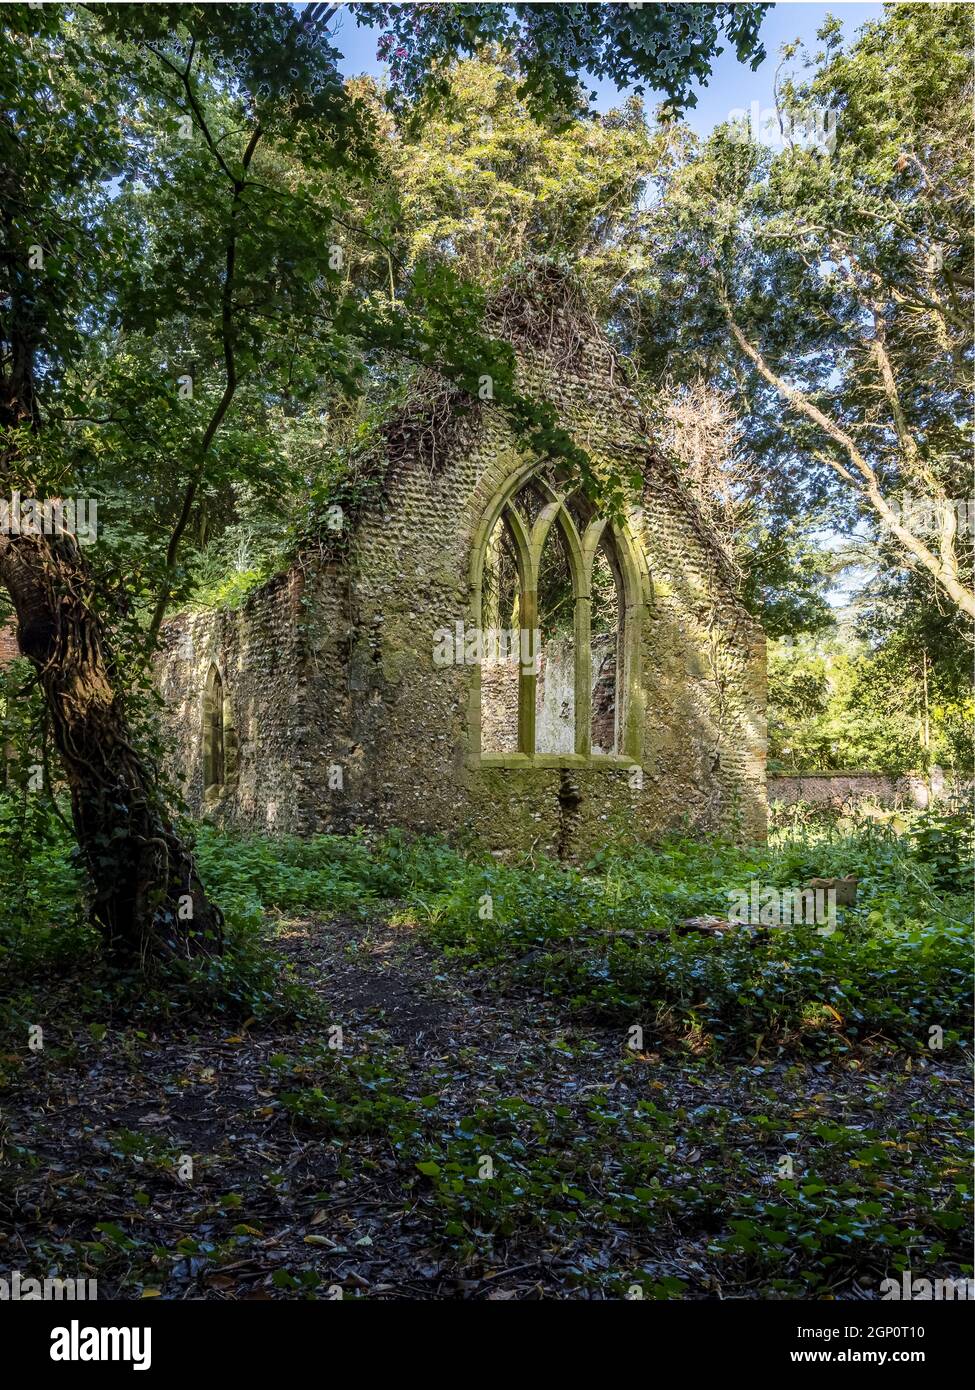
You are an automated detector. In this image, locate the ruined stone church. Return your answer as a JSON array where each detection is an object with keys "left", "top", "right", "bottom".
[{"left": 158, "top": 270, "right": 767, "bottom": 858}]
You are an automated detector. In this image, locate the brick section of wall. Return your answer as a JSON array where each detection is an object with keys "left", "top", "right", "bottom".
[
  {"left": 0, "top": 620, "right": 20, "bottom": 666},
  {"left": 768, "top": 772, "right": 967, "bottom": 808},
  {"left": 157, "top": 294, "right": 767, "bottom": 854}
]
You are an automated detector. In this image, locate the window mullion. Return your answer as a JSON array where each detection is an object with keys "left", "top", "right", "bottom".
[
  {"left": 574, "top": 592, "right": 592, "bottom": 756},
  {"left": 519, "top": 577, "right": 538, "bottom": 757}
]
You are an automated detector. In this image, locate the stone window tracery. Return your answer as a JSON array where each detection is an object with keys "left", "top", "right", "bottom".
[{"left": 472, "top": 464, "right": 646, "bottom": 765}]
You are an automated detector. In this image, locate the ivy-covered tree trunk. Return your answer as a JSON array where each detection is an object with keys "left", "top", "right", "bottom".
[
  {"left": 0, "top": 530, "right": 223, "bottom": 961},
  {"left": 0, "top": 413, "right": 222, "bottom": 965}
]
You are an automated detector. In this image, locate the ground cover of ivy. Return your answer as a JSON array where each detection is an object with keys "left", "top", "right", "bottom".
[{"left": 1, "top": 802, "right": 970, "bottom": 1299}]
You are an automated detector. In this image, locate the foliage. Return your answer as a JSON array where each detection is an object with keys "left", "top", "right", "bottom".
[
  {"left": 639, "top": 2, "right": 974, "bottom": 619},
  {"left": 2, "top": 801, "right": 969, "bottom": 1299},
  {"left": 3, "top": 803, "right": 969, "bottom": 1057},
  {"left": 0, "top": 795, "right": 93, "bottom": 970},
  {"left": 360, "top": 3, "right": 770, "bottom": 117},
  {"left": 768, "top": 625, "right": 974, "bottom": 775},
  {"left": 391, "top": 821, "right": 971, "bottom": 1054},
  {"left": 2, "top": 0, "right": 770, "bottom": 646},
  {"left": 0, "top": 663, "right": 93, "bottom": 967},
  {"left": 0, "top": 2, "right": 777, "bottom": 961},
  {"left": 374, "top": 54, "right": 664, "bottom": 307}
]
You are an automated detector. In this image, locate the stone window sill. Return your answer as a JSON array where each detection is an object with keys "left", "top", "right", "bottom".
[{"left": 472, "top": 753, "right": 639, "bottom": 771}]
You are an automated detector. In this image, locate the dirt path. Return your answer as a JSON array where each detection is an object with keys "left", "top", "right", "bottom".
[{"left": 1, "top": 916, "right": 968, "bottom": 1299}]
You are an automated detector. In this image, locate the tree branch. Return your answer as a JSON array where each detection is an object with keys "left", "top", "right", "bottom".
[
  {"left": 718, "top": 289, "right": 975, "bottom": 618},
  {"left": 145, "top": 123, "right": 263, "bottom": 647}
]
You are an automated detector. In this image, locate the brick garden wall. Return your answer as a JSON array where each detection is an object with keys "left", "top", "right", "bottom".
[
  {"left": 767, "top": 772, "right": 966, "bottom": 809},
  {"left": 0, "top": 620, "right": 19, "bottom": 665}
]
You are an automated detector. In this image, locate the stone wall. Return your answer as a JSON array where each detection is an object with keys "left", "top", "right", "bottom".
[
  {"left": 590, "top": 635, "right": 618, "bottom": 755},
  {"left": 532, "top": 633, "right": 617, "bottom": 755},
  {"left": 768, "top": 771, "right": 965, "bottom": 809},
  {"left": 299, "top": 313, "right": 765, "bottom": 854},
  {"left": 157, "top": 571, "right": 316, "bottom": 832},
  {"left": 480, "top": 655, "right": 520, "bottom": 753},
  {"left": 536, "top": 635, "right": 576, "bottom": 755},
  {"left": 158, "top": 282, "right": 767, "bottom": 856}
]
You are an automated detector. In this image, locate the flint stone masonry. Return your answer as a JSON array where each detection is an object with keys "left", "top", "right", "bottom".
[
  {"left": 480, "top": 653, "right": 520, "bottom": 753},
  {"left": 157, "top": 282, "right": 768, "bottom": 856},
  {"left": 159, "top": 571, "right": 309, "bottom": 830}
]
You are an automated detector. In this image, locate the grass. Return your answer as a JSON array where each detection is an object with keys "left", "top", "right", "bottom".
[{"left": 190, "top": 804, "right": 972, "bottom": 1055}]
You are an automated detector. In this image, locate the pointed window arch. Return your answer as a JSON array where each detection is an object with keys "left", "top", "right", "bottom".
[
  {"left": 470, "top": 464, "right": 649, "bottom": 765},
  {"left": 203, "top": 664, "right": 226, "bottom": 793}
]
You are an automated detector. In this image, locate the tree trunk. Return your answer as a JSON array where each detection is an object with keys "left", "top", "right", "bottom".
[
  {"left": 0, "top": 528, "right": 223, "bottom": 962},
  {"left": 0, "top": 378, "right": 222, "bottom": 963}
]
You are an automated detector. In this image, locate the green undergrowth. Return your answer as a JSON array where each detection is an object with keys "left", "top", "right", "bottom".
[
  {"left": 2, "top": 798, "right": 971, "bottom": 1056},
  {"left": 1, "top": 800, "right": 971, "bottom": 1297},
  {"left": 196, "top": 809, "right": 971, "bottom": 1054}
]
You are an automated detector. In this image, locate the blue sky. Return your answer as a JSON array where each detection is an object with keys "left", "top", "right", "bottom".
[{"left": 327, "top": 2, "right": 886, "bottom": 135}]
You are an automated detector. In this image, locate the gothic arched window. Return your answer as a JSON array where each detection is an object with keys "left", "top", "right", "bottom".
[
  {"left": 202, "top": 664, "right": 226, "bottom": 793},
  {"left": 472, "top": 465, "right": 647, "bottom": 764}
]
